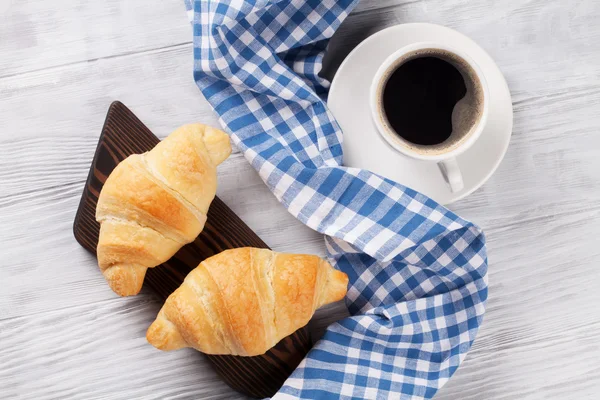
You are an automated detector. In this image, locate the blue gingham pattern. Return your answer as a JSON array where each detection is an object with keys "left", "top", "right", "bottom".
[{"left": 185, "top": 1, "right": 488, "bottom": 398}]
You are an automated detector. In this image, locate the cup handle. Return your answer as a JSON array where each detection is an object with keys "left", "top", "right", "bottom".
[{"left": 438, "top": 158, "right": 464, "bottom": 193}]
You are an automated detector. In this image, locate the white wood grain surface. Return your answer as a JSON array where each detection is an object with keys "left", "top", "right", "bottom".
[{"left": 1, "top": 0, "right": 600, "bottom": 399}]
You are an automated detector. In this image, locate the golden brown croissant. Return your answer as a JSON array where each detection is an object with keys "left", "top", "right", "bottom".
[
  {"left": 146, "top": 248, "right": 348, "bottom": 356},
  {"left": 95, "top": 124, "right": 231, "bottom": 297}
]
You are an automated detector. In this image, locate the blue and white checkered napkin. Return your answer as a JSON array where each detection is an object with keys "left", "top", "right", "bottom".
[{"left": 184, "top": 0, "right": 488, "bottom": 398}]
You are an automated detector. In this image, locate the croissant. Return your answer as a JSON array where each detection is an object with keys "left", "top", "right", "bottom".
[
  {"left": 146, "top": 247, "right": 348, "bottom": 356},
  {"left": 95, "top": 124, "right": 231, "bottom": 296}
]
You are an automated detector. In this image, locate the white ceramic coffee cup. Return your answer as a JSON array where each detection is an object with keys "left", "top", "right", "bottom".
[{"left": 370, "top": 42, "right": 489, "bottom": 193}]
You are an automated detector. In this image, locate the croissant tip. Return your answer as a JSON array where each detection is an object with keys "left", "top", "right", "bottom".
[
  {"left": 102, "top": 264, "right": 146, "bottom": 297},
  {"left": 319, "top": 266, "right": 348, "bottom": 307},
  {"left": 146, "top": 318, "right": 187, "bottom": 351},
  {"left": 332, "top": 269, "right": 349, "bottom": 301},
  {"left": 146, "top": 321, "right": 166, "bottom": 350}
]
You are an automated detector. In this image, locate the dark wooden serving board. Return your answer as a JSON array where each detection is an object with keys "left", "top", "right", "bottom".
[{"left": 73, "top": 101, "right": 311, "bottom": 399}]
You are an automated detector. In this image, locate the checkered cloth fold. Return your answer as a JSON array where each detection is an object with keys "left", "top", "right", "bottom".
[{"left": 185, "top": 1, "right": 488, "bottom": 398}]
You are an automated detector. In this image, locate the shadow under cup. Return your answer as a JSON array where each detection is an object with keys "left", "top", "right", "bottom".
[{"left": 373, "top": 47, "right": 487, "bottom": 158}]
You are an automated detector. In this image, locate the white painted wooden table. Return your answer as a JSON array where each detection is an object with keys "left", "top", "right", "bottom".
[{"left": 1, "top": 0, "right": 599, "bottom": 398}]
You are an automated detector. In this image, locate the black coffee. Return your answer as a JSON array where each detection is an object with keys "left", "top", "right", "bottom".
[{"left": 379, "top": 50, "right": 483, "bottom": 149}]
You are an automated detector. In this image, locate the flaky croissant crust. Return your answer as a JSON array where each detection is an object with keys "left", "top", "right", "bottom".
[
  {"left": 147, "top": 248, "right": 348, "bottom": 356},
  {"left": 95, "top": 124, "right": 231, "bottom": 296}
]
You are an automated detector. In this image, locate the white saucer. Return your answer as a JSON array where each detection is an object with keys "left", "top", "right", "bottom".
[{"left": 328, "top": 23, "right": 513, "bottom": 205}]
